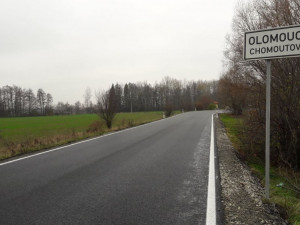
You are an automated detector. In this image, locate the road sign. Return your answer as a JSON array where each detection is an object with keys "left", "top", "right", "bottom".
[
  {"left": 244, "top": 25, "right": 300, "bottom": 60},
  {"left": 243, "top": 24, "right": 300, "bottom": 199}
]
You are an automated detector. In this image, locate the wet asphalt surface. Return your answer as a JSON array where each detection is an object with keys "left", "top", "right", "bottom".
[{"left": 0, "top": 111, "right": 214, "bottom": 225}]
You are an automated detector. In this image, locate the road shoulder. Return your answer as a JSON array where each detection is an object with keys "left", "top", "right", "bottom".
[{"left": 215, "top": 117, "right": 288, "bottom": 225}]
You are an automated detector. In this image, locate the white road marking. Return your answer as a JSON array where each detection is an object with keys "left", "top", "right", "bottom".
[{"left": 206, "top": 115, "right": 216, "bottom": 225}]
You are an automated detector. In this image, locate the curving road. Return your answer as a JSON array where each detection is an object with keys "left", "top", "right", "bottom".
[{"left": 0, "top": 111, "right": 216, "bottom": 225}]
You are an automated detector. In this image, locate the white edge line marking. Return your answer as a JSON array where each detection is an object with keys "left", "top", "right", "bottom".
[
  {"left": 0, "top": 113, "right": 184, "bottom": 166},
  {"left": 206, "top": 114, "right": 216, "bottom": 225}
]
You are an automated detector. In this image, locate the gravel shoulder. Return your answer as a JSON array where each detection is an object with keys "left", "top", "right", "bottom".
[{"left": 215, "top": 116, "right": 289, "bottom": 225}]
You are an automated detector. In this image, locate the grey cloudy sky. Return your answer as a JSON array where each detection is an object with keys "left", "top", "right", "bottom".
[{"left": 0, "top": 0, "right": 237, "bottom": 103}]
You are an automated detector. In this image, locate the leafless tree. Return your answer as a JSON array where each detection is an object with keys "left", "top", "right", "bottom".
[
  {"left": 224, "top": 0, "right": 300, "bottom": 169},
  {"left": 83, "top": 87, "right": 92, "bottom": 113},
  {"left": 45, "top": 93, "right": 53, "bottom": 115},
  {"left": 96, "top": 85, "right": 117, "bottom": 129},
  {"left": 219, "top": 67, "right": 249, "bottom": 115},
  {"left": 37, "top": 88, "right": 47, "bottom": 115},
  {"left": 74, "top": 101, "right": 83, "bottom": 114},
  {"left": 26, "top": 89, "right": 37, "bottom": 116}
]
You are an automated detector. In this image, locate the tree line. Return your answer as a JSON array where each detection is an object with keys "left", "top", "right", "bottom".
[
  {"left": 0, "top": 77, "right": 218, "bottom": 117},
  {"left": 0, "top": 85, "right": 53, "bottom": 117},
  {"left": 219, "top": 0, "right": 300, "bottom": 170},
  {"left": 79, "top": 77, "right": 219, "bottom": 115},
  {"left": 93, "top": 77, "right": 219, "bottom": 113},
  {"left": 93, "top": 78, "right": 219, "bottom": 128}
]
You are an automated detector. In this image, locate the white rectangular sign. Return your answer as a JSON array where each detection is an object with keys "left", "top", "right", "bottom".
[{"left": 244, "top": 25, "right": 300, "bottom": 60}]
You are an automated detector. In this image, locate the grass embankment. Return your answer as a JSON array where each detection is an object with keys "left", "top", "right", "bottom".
[
  {"left": 220, "top": 113, "right": 300, "bottom": 225},
  {"left": 0, "top": 111, "right": 175, "bottom": 160}
]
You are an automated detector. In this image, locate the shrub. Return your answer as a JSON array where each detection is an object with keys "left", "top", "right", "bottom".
[
  {"left": 119, "top": 119, "right": 135, "bottom": 129},
  {"left": 87, "top": 120, "right": 104, "bottom": 133},
  {"left": 208, "top": 103, "right": 217, "bottom": 110},
  {"left": 165, "top": 104, "right": 173, "bottom": 117}
]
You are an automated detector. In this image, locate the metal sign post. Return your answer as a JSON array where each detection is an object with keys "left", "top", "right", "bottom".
[
  {"left": 244, "top": 25, "right": 300, "bottom": 199},
  {"left": 265, "top": 59, "right": 271, "bottom": 199}
]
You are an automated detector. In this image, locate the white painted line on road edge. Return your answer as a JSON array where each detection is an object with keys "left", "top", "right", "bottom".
[
  {"left": 0, "top": 112, "right": 185, "bottom": 167},
  {"left": 206, "top": 115, "right": 216, "bottom": 225}
]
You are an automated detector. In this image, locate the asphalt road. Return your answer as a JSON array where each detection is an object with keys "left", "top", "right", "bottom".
[{"left": 0, "top": 111, "right": 215, "bottom": 225}]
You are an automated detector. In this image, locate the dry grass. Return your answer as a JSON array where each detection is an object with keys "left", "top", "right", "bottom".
[
  {"left": 0, "top": 112, "right": 176, "bottom": 160},
  {"left": 220, "top": 113, "right": 300, "bottom": 225}
]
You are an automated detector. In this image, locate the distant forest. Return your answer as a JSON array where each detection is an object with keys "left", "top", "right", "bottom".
[
  {"left": 0, "top": 86, "right": 53, "bottom": 117},
  {"left": 0, "top": 77, "right": 219, "bottom": 117}
]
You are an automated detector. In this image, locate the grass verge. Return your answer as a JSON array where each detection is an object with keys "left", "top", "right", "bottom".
[
  {"left": 220, "top": 113, "right": 300, "bottom": 225},
  {"left": 0, "top": 111, "right": 180, "bottom": 160}
]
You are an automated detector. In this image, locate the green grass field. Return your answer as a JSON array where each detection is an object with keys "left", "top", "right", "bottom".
[
  {"left": 220, "top": 113, "right": 300, "bottom": 225},
  {"left": 218, "top": 113, "right": 244, "bottom": 152},
  {"left": 0, "top": 111, "right": 172, "bottom": 159}
]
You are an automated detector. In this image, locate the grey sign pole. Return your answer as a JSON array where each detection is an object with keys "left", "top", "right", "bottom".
[
  {"left": 244, "top": 25, "right": 300, "bottom": 199},
  {"left": 265, "top": 59, "right": 271, "bottom": 199}
]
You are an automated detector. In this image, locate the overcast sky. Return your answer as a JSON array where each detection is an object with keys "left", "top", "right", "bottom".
[{"left": 0, "top": 0, "right": 237, "bottom": 104}]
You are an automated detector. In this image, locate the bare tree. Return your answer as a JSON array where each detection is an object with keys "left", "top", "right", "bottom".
[
  {"left": 224, "top": 0, "right": 300, "bottom": 169},
  {"left": 37, "top": 88, "right": 47, "bottom": 115},
  {"left": 83, "top": 87, "right": 92, "bottom": 113},
  {"left": 218, "top": 67, "right": 249, "bottom": 115},
  {"left": 96, "top": 85, "right": 117, "bottom": 129},
  {"left": 74, "top": 101, "right": 82, "bottom": 114},
  {"left": 26, "top": 89, "right": 37, "bottom": 116},
  {"left": 45, "top": 93, "right": 53, "bottom": 115}
]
